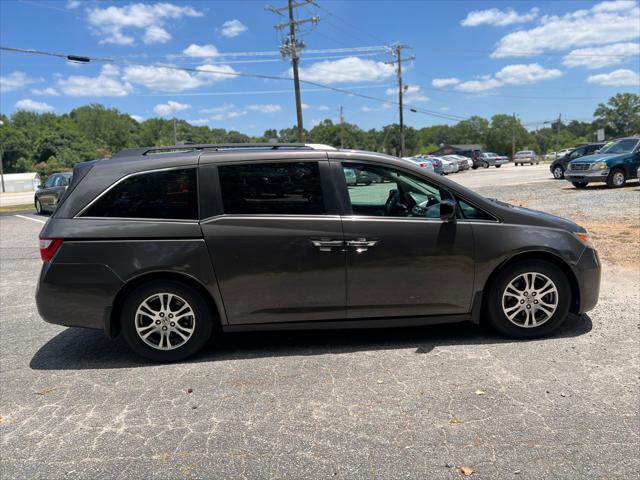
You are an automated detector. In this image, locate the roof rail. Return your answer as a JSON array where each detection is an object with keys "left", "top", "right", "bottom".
[{"left": 111, "top": 143, "right": 335, "bottom": 159}]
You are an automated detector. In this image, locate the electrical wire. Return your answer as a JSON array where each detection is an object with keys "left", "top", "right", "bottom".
[{"left": 0, "top": 45, "right": 468, "bottom": 121}]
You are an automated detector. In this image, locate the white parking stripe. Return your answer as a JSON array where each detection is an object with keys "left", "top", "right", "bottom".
[{"left": 14, "top": 214, "right": 46, "bottom": 224}]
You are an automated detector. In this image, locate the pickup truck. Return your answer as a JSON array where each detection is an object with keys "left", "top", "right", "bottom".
[{"left": 564, "top": 137, "right": 640, "bottom": 188}]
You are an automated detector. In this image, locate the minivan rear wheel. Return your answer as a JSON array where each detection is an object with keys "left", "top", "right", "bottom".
[
  {"left": 121, "top": 280, "right": 213, "bottom": 362},
  {"left": 486, "top": 261, "right": 571, "bottom": 339}
]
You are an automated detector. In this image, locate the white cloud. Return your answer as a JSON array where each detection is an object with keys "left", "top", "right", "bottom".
[
  {"left": 246, "top": 104, "right": 282, "bottom": 113},
  {"left": 492, "top": 1, "right": 640, "bottom": 58},
  {"left": 153, "top": 101, "right": 191, "bottom": 116},
  {"left": 452, "top": 64, "right": 562, "bottom": 92},
  {"left": 563, "top": 42, "right": 640, "bottom": 69},
  {"left": 186, "top": 118, "right": 210, "bottom": 126},
  {"left": 31, "top": 87, "right": 60, "bottom": 96},
  {"left": 301, "top": 103, "right": 310, "bottom": 110},
  {"left": 361, "top": 104, "right": 391, "bottom": 112},
  {"left": 220, "top": 19, "right": 247, "bottom": 38},
  {"left": 317, "top": 105, "right": 330, "bottom": 111},
  {"left": 183, "top": 44, "right": 219, "bottom": 57},
  {"left": 455, "top": 77, "right": 503, "bottom": 93},
  {"left": 432, "top": 78, "right": 460, "bottom": 88},
  {"left": 15, "top": 99, "right": 54, "bottom": 113},
  {"left": 462, "top": 7, "right": 539, "bottom": 27},
  {"left": 87, "top": 2, "right": 202, "bottom": 46},
  {"left": 297, "top": 57, "right": 395, "bottom": 84},
  {"left": 1, "top": 72, "right": 42, "bottom": 93},
  {"left": 386, "top": 84, "right": 428, "bottom": 102},
  {"left": 57, "top": 64, "right": 134, "bottom": 97},
  {"left": 587, "top": 69, "right": 640, "bottom": 86},
  {"left": 66, "top": 0, "right": 81, "bottom": 9},
  {"left": 495, "top": 63, "right": 563, "bottom": 84},
  {"left": 130, "top": 115, "right": 144, "bottom": 123},
  {"left": 122, "top": 64, "right": 236, "bottom": 92}
]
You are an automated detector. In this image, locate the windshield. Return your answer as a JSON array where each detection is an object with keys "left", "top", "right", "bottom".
[{"left": 598, "top": 139, "right": 639, "bottom": 154}]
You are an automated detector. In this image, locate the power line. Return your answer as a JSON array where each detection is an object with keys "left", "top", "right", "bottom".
[{"left": 0, "top": 45, "right": 468, "bottom": 122}]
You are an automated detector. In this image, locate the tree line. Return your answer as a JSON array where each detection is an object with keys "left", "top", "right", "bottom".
[{"left": 0, "top": 93, "right": 637, "bottom": 176}]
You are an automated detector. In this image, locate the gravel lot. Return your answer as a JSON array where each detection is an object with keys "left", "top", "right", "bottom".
[{"left": 1, "top": 172, "right": 638, "bottom": 479}]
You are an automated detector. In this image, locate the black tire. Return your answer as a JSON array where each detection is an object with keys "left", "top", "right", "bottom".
[
  {"left": 515, "top": 163, "right": 519, "bottom": 166},
  {"left": 35, "top": 197, "right": 43, "bottom": 214},
  {"left": 495, "top": 164, "right": 501, "bottom": 168},
  {"left": 121, "top": 280, "right": 214, "bottom": 362},
  {"left": 572, "top": 182, "right": 588, "bottom": 189},
  {"left": 482, "top": 161, "right": 489, "bottom": 168},
  {"left": 472, "top": 165, "right": 478, "bottom": 170},
  {"left": 485, "top": 260, "right": 571, "bottom": 339},
  {"left": 552, "top": 166, "right": 564, "bottom": 179},
  {"left": 606, "top": 168, "right": 626, "bottom": 188}
]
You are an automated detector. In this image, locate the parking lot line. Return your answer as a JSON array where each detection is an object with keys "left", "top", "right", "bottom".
[{"left": 14, "top": 214, "right": 46, "bottom": 224}]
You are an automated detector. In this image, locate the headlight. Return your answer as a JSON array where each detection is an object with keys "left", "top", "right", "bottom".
[
  {"left": 591, "top": 161, "right": 607, "bottom": 170},
  {"left": 573, "top": 230, "right": 594, "bottom": 248}
]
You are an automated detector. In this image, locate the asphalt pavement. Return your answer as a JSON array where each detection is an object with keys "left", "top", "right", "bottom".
[{"left": 1, "top": 174, "right": 638, "bottom": 479}]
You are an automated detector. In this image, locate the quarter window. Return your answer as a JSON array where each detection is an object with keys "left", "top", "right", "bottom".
[
  {"left": 218, "top": 162, "right": 325, "bottom": 215},
  {"left": 457, "top": 199, "right": 496, "bottom": 221},
  {"left": 82, "top": 168, "right": 198, "bottom": 219},
  {"left": 342, "top": 163, "right": 445, "bottom": 218}
]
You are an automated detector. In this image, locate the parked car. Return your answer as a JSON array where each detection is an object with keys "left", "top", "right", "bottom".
[
  {"left": 344, "top": 168, "right": 357, "bottom": 186},
  {"left": 564, "top": 137, "right": 640, "bottom": 188},
  {"left": 34, "top": 172, "right": 73, "bottom": 214},
  {"left": 476, "top": 152, "right": 509, "bottom": 169},
  {"left": 438, "top": 157, "right": 459, "bottom": 174},
  {"left": 412, "top": 155, "right": 443, "bottom": 175},
  {"left": 404, "top": 157, "right": 435, "bottom": 173},
  {"left": 452, "top": 155, "right": 473, "bottom": 170},
  {"left": 549, "top": 143, "right": 604, "bottom": 179},
  {"left": 442, "top": 155, "right": 469, "bottom": 171},
  {"left": 514, "top": 150, "right": 538, "bottom": 166},
  {"left": 36, "top": 142, "right": 601, "bottom": 362}
]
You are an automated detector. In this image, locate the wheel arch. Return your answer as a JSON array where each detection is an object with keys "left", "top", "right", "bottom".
[
  {"left": 482, "top": 250, "right": 581, "bottom": 318},
  {"left": 107, "top": 271, "right": 223, "bottom": 338}
]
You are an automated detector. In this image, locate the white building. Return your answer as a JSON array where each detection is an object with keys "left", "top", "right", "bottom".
[{"left": 1, "top": 172, "right": 40, "bottom": 193}]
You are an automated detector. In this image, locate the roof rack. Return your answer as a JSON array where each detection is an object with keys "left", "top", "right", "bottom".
[{"left": 111, "top": 143, "right": 335, "bottom": 159}]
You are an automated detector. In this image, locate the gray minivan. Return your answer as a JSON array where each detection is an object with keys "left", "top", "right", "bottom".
[{"left": 36, "top": 143, "right": 601, "bottom": 362}]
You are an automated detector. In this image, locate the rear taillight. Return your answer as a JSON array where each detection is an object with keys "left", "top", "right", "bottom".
[
  {"left": 419, "top": 162, "right": 428, "bottom": 168},
  {"left": 39, "top": 237, "right": 63, "bottom": 262}
]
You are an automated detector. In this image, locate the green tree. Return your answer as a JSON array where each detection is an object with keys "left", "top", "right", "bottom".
[
  {"left": 486, "top": 114, "right": 532, "bottom": 155},
  {"left": 594, "top": 93, "right": 640, "bottom": 137}
]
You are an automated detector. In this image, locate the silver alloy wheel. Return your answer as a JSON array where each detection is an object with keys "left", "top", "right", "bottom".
[
  {"left": 501, "top": 272, "right": 558, "bottom": 328},
  {"left": 612, "top": 171, "right": 625, "bottom": 186},
  {"left": 135, "top": 293, "right": 196, "bottom": 350},
  {"left": 553, "top": 166, "right": 563, "bottom": 179}
]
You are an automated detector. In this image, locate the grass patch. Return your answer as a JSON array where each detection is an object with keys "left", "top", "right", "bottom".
[{"left": 0, "top": 203, "right": 35, "bottom": 213}]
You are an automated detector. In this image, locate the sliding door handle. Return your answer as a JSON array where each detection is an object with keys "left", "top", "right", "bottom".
[
  {"left": 345, "top": 238, "right": 378, "bottom": 253},
  {"left": 311, "top": 238, "right": 344, "bottom": 252}
]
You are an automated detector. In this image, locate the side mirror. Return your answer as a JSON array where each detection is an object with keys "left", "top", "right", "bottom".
[
  {"left": 37, "top": 184, "right": 44, "bottom": 189},
  {"left": 440, "top": 198, "right": 457, "bottom": 222}
]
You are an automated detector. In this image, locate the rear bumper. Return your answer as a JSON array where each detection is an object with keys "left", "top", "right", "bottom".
[
  {"left": 36, "top": 261, "right": 123, "bottom": 331},
  {"left": 575, "top": 247, "right": 601, "bottom": 314}
]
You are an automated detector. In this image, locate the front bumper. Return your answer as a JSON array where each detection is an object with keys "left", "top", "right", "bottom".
[
  {"left": 564, "top": 169, "right": 609, "bottom": 182},
  {"left": 575, "top": 247, "right": 601, "bottom": 313}
]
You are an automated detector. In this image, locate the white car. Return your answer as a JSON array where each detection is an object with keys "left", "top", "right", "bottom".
[
  {"left": 514, "top": 150, "right": 539, "bottom": 166},
  {"left": 442, "top": 155, "right": 469, "bottom": 171},
  {"left": 436, "top": 157, "right": 459, "bottom": 174}
]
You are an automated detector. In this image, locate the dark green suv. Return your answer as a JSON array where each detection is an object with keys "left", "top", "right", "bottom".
[{"left": 564, "top": 137, "right": 640, "bottom": 188}]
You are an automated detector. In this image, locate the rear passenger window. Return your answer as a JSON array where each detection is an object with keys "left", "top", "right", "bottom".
[
  {"left": 218, "top": 162, "right": 325, "bottom": 215},
  {"left": 83, "top": 168, "right": 197, "bottom": 219}
]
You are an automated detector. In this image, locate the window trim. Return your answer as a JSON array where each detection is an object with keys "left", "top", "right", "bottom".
[{"left": 75, "top": 165, "right": 198, "bottom": 221}]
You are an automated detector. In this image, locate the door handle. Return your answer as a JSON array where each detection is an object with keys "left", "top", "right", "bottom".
[
  {"left": 345, "top": 238, "right": 378, "bottom": 253},
  {"left": 311, "top": 238, "right": 344, "bottom": 252}
]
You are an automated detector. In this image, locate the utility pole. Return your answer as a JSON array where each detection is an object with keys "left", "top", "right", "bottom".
[
  {"left": 173, "top": 118, "right": 177, "bottom": 145},
  {"left": 556, "top": 113, "right": 561, "bottom": 149},
  {"left": 268, "top": 0, "right": 319, "bottom": 143},
  {"left": 0, "top": 120, "right": 4, "bottom": 193},
  {"left": 386, "top": 43, "right": 414, "bottom": 157},
  {"left": 512, "top": 113, "right": 516, "bottom": 160},
  {"left": 339, "top": 105, "right": 344, "bottom": 149}
]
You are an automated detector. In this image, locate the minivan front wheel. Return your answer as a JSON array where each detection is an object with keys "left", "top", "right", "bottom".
[
  {"left": 35, "top": 198, "right": 43, "bottom": 214},
  {"left": 486, "top": 261, "right": 570, "bottom": 338},
  {"left": 121, "top": 280, "right": 213, "bottom": 362}
]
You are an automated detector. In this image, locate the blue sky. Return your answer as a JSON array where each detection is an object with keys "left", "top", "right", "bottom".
[{"left": 1, "top": 0, "right": 639, "bottom": 135}]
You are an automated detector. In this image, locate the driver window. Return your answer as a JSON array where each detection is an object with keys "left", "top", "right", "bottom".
[{"left": 342, "top": 163, "right": 443, "bottom": 218}]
